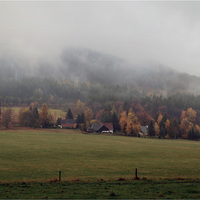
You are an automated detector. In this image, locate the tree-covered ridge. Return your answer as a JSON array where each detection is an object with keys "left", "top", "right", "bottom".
[{"left": 1, "top": 48, "right": 200, "bottom": 97}]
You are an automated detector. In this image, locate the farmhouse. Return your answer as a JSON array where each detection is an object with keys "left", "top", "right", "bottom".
[
  {"left": 59, "top": 119, "right": 76, "bottom": 128},
  {"left": 88, "top": 123, "right": 113, "bottom": 133}
]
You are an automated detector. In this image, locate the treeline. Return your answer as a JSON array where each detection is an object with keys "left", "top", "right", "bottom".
[
  {"left": 61, "top": 95, "right": 200, "bottom": 140},
  {"left": 0, "top": 77, "right": 145, "bottom": 106},
  {"left": 1, "top": 104, "right": 54, "bottom": 129}
]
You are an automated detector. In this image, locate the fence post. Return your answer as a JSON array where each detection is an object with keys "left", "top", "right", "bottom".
[
  {"left": 59, "top": 171, "right": 61, "bottom": 182},
  {"left": 135, "top": 168, "right": 137, "bottom": 179}
]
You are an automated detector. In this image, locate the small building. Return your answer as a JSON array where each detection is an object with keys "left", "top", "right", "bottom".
[
  {"left": 59, "top": 119, "right": 76, "bottom": 128},
  {"left": 88, "top": 123, "right": 113, "bottom": 133}
]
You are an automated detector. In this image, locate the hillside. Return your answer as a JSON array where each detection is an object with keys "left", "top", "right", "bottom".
[{"left": 1, "top": 48, "right": 200, "bottom": 106}]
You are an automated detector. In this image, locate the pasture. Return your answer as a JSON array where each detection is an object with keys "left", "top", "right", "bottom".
[{"left": 1, "top": 129, "right": 200, "bottom": 182}]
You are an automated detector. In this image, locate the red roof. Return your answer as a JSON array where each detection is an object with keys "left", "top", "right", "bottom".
[
  {"left": 62, "top": 124, "right": 75, "bottom": 128},
  {"left": 103, "top": 123, "right": 113, "bottom": 130}
]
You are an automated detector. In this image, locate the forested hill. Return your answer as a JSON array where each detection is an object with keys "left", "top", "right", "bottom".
[{"left": 1, "top": 47, "right": 200, "bottom": 104}]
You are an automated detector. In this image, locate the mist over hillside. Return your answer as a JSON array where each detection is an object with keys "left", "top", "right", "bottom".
[{"left": 0, "top": 47, "right": 200, "bottom": 96}]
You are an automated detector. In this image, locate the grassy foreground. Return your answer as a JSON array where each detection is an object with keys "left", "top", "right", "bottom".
[
  {"left": 1, "top": 179, "right": 200, "bottom": 199},
  {"left": 1, "top": 129, "right": 200, "bottom": 183}
]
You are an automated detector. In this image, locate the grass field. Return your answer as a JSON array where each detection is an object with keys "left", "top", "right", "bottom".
[
  {"left": 1, "top": 179, "right": 200, "bottom": 199},
  {"left": 1, "top": 129, "right": 200, "bottom": 183}
]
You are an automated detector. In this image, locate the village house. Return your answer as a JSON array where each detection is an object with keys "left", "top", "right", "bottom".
[
  {"left": 87, "top": 123, "right": 114, "bottom": 133},
  {"left": 59, "top": 119, "right": 76, "bottom": 129}
]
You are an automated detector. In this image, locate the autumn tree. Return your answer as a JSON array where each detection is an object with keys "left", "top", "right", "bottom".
[
  {"left": 126, "top": 108, "right": 141, "bottom": 136},
  {"left": 119, "top": 111, "right": 127, "bottom": 135},
  {"left": 18, "top": 108, "right": 33, "bottom": 127},
  {"left": 179, "top": 117, "right": 192, "bottom": 136},
  {"left": 84, "top": 107, "right": 93, "bottom": 126},
  {"left": 40, "top": 104, "right": 53, "bottom": 127},
  {"left": 157, "top": 114, "right": 163, "bottom": 125},
  {"left": 154, "top": 122, "right": 160, "bottom": 137},
  {"left": 165, "top": 119, "right": 170, "bottom": 130},
  {"left": 76, "top": 100, "right": 85, "bottom": 114},
  {"left": 111, "top": 105, "right": 117, "bottom": 115},
  {"left": 1, "top": 108, "right": 14, "bottom": 129},
  {"left": 186, "top": 108, "right": 196, "bottom": 123},
  {"left": 136, "top": 110, "right": 154, "bottom": 126},
  {"left": 96, "top": 109, "right": 104, "bottom": 122}
]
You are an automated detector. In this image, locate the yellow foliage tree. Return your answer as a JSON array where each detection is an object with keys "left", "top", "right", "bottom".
[
  {"left": 84, "top": 107, "right": 93, "bottom": 126},
  {"left": 76, "top": 99, "right": 85, "bottom": 114},
  {"left": 165, "top": 119, "right": 170, "bottom": 130},
  {"left": 126, "top": 108, "right": 141, "bottom": 136},
  {"left": 157, "top": 114, "right": 163, "bottom": 125},
  {"left": 187, "top": 108, "right": 196, "bottom": 123},
  {"left": 195, "top": 124, "right": 200, "bottom": 133},
  {"left": 119, "top": 111, "right": 127, "bottom": 134},
  {"left": 179, "top": 117, "right": 193, "bottom": 136},
  {"left": 111, "top": 105, "right": 117, "bottom": 115}
]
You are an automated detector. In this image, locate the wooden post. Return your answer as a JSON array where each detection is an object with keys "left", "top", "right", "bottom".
[
  {"left": 135, "top": 168, "right": 137, "bottom": 179},
  {"left": 59, "top": 171, "right": 61, "bottom": 182}
]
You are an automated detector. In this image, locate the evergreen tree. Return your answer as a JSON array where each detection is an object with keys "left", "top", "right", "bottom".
[
  {"left": 80, "top": 113, "right": 85, "bottom": 124},
  {"left": 159, "top": 126, "right": 165, "bottom": 138},
  {"left": 148, "top": 120, "right": 155, "bottom": 138},
  {"left": 167, "top": 121, "right": 174, "bottom": 139},
  {"left": 76, "top": 114, "right": 81, "bottom": 124},
  {"left": 56, "top": 117, "right": 62, "bottom": 126},
  {"left": 79, "top": 112, "right": 87, "bottom": 131},
  {"left": 111, "top": 111, "right": 120, "bottom": 132},
  {"left": 159, "top": 113, "right": 167, "bottom": 137},
  {"left": 172, "top": 118, "right": 180, "bottom": 139},
  {"left": 66, "top": 109, "right": 73, "bottom": 119},
  {"left": 102, "top": 113, "right": 112, "bottom": 123},
  {"left": 32, "top": 107, "right": 40, "bottom": 128}
]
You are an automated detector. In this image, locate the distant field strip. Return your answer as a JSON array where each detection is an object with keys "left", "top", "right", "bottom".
[
  {"left": 0, "top": 129, "right": 200, "bottom": 182},
  {"left": 7, "top": 107, "right": 66, "bottom": 119}
]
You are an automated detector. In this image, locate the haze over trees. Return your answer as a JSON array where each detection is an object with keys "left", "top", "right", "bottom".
[{"left": 1, "top": 48, "right": 200, "bottom": 139}]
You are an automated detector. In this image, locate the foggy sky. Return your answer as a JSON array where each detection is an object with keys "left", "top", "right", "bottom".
[{"left": 1, "top": 1, "right": 200, "bottom": 76}]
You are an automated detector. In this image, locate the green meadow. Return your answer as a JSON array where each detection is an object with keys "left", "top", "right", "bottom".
[
  {"left": 1, "top": 179, "right": 200, "bottom": 199},
  {"left": 1, "top": 129, "right": 200, "bottom": 183}
]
